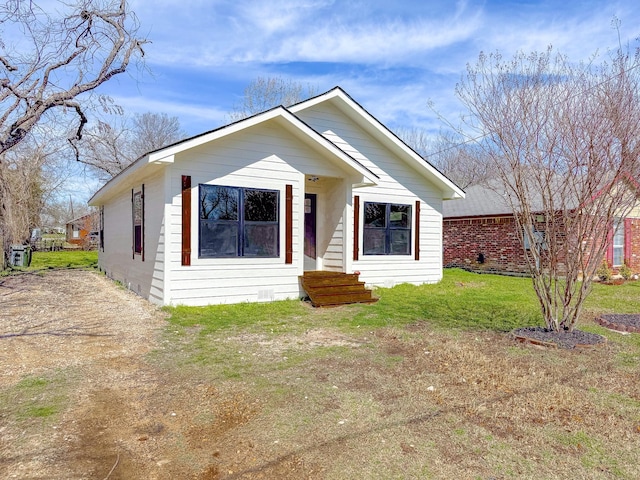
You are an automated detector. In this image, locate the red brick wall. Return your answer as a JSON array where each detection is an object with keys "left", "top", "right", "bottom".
[
  {"left": 627, "top": 218, "right": 640, "bottom": 272},
  {"left": 443, "top": 216, "right": 531, "bottom": 273},
  {"left": 444, "top": 215, "right": 640, "bottom": 276}
]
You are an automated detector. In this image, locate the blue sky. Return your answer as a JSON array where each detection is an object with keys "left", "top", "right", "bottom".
[
  {"left": 60, "top": 0, "right": 640, "bottom": 201},
  {"left": 102, "top": 0, "right": 640, "bottom": 138}
]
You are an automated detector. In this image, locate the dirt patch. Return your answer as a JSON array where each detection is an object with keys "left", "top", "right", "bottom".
[
  {"left": 0, "top": 270, "right": 348, "bottom": 479},
  {"left": 0, "top": 270, "right": 262, "bottom": 479}
]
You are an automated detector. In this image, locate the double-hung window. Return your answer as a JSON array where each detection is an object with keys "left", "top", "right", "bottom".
[
  {"left": 363, "top": 202, "right": 411, "bottom": 255},
  {"left": 199, "top": 184, "right": 279, "bottom": 258},
  {"left": 612, "top": 218, "right": 624, "bottom": 267}
]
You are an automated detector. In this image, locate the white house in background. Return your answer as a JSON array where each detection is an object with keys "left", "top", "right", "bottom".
[{"left": 88, "top": 87, "right": 464, "bottom": 306}]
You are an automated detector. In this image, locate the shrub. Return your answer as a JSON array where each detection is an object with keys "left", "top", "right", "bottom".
[
  {"left": 618, "top": 262, "right": 633, "bottom": 280},
  {"left": 597, "top": 260, "right": 613, "bottom": 282}
]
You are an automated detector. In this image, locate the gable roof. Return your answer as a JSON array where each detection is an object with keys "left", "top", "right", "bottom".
[
  {"left": 290, "top": 87, "right": 465, "bottom": 200},
  {"left": 66, "top": 212, "right": 98, "bottom": 226},
  {"left": 90, "top": 87, "right": 464, "bottom": 205}
]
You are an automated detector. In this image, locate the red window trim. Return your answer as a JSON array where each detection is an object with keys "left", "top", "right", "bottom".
[
  {"left": 182, "top": 175, "right": 191, "bottom": 266},
  {"left": 285, "top": 184, "right": 293, "bottom": 264},
  {"left": 353, "top": 195, "right": 360, "bottom": 261}
]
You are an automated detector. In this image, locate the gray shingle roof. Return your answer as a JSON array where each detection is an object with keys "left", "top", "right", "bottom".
[
  {"left": 443, "top": 182, "right": 512, "bottom": 218},
  {"left": 443, "top": 171, "right": 582, "bottom": 219}
]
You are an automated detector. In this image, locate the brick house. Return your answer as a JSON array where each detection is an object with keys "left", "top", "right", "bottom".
[
  {"left": 443, "top": 182, "right": 640, "bottom": 275},
  {"left": 66, "top": 212, "right": 99, "bottom": 247}
]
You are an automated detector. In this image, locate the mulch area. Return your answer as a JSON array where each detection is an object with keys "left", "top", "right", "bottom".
[
  {"left": 513, "top": 327, "right": 607, "bottom": 349},
  {"left": 596, "top": 314, "right": 640, "bottom": 333},
  {"left": 512, "top": 314, "right": 640, "bottom": 349}
]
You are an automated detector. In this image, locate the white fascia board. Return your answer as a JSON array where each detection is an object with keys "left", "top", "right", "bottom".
[
  {"left": 145, "top": 106, "right": 377, "bottom": 185},
  {"left": 88, "top": 155, "right": 152, "bottom": 206},
  {"left": 147, "top": 108, "right": 288, "bottom": 163},
  {"left": 90, "top": 105, "right": 379, "bottom": 205},
  {"left": 91, "top": 108, "right": 293, "bottom": 206},
  {"left": 148, "top": 154, "right": 175, "bottom": 165}
]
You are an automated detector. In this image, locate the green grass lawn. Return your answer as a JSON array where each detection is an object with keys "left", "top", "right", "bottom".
[
  {"left": 167, "top": 268, "right": 640, "bottom": 334},
  {"left": 4, "top": 266, "right": 640, "bottom": 478},
  {"left": 28, "top": 250, "right": 98, "bottom": 270}
]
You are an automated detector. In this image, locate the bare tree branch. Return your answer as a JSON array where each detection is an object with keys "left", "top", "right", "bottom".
[
  {"left": 75, "top": 110, "right": 186, "bottom": 181},
  {"left": 228, "top": 77, "right": 319, "bottom": 122},
  {"left": 0, "top": 0, "right": 147, "bottom": 158},
  {"left": 396, "top": 127, "right": 489, "bottom": 189}
]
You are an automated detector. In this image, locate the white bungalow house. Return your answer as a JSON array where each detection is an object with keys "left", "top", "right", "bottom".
[{"left": 88, "top": 87, "right": 464, "bottom": 306}]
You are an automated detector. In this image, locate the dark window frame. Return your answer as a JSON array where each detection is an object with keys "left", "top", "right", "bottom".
[
  {"left": 99, "top": 206, "right": 104, "bottom": 251},
  {"left": 132, "top": 186, "right": 144, "bottom": 259},
  {"left": 199, "top": 184, "right": 280, "bottom": 259},
  {"left": 363, "top": 201, "right": 412, "bottom": 256}
]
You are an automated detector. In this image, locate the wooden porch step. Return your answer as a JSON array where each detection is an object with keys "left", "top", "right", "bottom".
[
  {"left": 299, "top": 271, "right": 378, "bottom": 307},
  {"left": 310, "top": 291, "right": 378, "bottom": 307},
  {"left": 304, "top": 284, "right": 368, "bottom": 295}
]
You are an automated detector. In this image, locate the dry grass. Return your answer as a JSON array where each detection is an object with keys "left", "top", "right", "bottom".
[
  {"left": 2, "top": 269, "right": 640, "bottom": 479},
  {"left": 158, "top": 320, "right": 640, "bottom": 479}
]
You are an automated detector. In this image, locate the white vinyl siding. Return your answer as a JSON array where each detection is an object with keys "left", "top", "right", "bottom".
[
  {"left": 164, "top": 123, "right": 349, "bottom": 306},
  {"left": 295, "top": 103, "right": 444, "bottom": 287},
  {"left": 98, "top": 171, "right": 165, "bottom": 304}
]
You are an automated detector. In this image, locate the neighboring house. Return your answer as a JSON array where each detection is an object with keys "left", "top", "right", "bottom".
[
  {"left": 88, "top": 87, "right": 464, "bottom": 306},
  {"left": 66, "top": 212, "right": 99, "bottom": 246},
  {"left": 443, "top": 182, "right": 640, "bottom": 275}
]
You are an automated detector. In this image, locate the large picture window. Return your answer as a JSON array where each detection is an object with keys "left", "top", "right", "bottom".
[
  {"left": 199, "top": 184, "right": 279, "bottom": 258},
  {"left": 363, "top": 202, "right": 411, "bottom": 255}
]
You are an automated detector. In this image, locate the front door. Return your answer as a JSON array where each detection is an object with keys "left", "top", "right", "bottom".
[{"left": 304, "top": 193, "right": 317, "bottom": 271}]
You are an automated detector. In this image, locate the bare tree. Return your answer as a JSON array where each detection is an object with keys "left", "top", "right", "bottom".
[
  {"left": 0, "top": 0, "right": 146, "bottom": 158},
  {"left": 41, "top": 197, "right": 90, "bottom": 231},
  {"left": 76, "top": 116, "right": 133, "bottom": 180},
  {"left": 228, "top": 77, "right": 319, "bottom": 121},
  {"left": 397, "top": 127, "right": 489, "bottom": 189},
  {"left": 0, "top": 142, "right": 47, "bottom": 254},
  {"left": 131, "top": 112, "right": 186, "bottom": 155},
  {"left": 0, "top": 117, "right": 88, "bottom": 265},
  {"left": 456, "top": 45, "right": 640, "bottom": 332},
  {"left": 77, "top": 111, "right": 186, "bottom": 181}
]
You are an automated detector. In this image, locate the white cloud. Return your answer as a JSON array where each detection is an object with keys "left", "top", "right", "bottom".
[
  {"left": 135, "top": 0, "right": 484, "bottom": 68},
  {"left": 37, "top": 0, "right": 640, "bottom": 201},
  {"left": 258, "top": 15, "right": 483, "bottom": 65},
  {"left": 109, "top": 0, "right": 640, "bottom": 138},
  {"left": 476, "top": 1, "right": 640, "bottom": 61}
]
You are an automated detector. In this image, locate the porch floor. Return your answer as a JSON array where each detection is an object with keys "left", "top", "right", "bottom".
[{"left": 299, "top": 271, "right": 378, "bottom": 307}]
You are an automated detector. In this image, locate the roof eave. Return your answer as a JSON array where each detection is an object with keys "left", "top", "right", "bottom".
[{"left": 89, "top": 103, "right": 380, "bottom": 205}]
